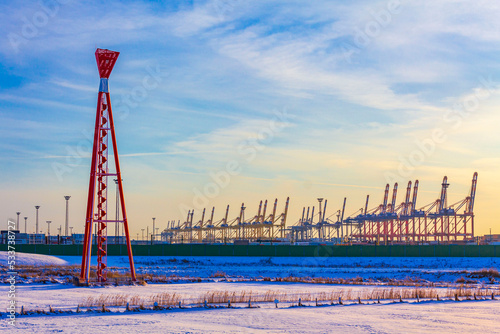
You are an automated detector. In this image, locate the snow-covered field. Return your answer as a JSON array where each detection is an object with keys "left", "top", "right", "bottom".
[
  {"left": 2, "top": 281, "right": 476, "bottom": 310},
  {"left": 2, "top": 252, "right": 500, "bottom": 333},
  {"left": 3, "top": 299, "right": 500, "bottom": 333},
  {"left": 61, "top": 255, "right": 500, "bottom": 284}
]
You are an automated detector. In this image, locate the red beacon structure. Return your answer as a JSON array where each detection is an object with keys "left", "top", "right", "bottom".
[{"left": 80, "top": 49, "right": 136, "bottom": 284}]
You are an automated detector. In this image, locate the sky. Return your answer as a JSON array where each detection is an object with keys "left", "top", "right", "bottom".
[{"left": 0, "top": 0, "right": 499, "bottom": 238}]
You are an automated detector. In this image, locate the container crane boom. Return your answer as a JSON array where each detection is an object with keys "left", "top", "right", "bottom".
[
  {"left": 390, "top": 183, "right": 398, "bottom": 213},
  {"left": 382, "top": 184, "right": 390, "bottom": 213},
  {"left": 438, "top": 176, "right": 449, "bottom": 212},
  {"left": 467, "top": 172, "right": 478, "bottom": 214},
  {"left": 364, "top": 195, "right": 369, "bottom": 215},
  {"left": 411, "top": 180, "right": 419, "bottom": 214},
  {"left": 403, "top": 181, "right": 412, "bottom": 215}
]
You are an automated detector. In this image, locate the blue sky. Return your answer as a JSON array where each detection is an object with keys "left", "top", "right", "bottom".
[{"left": 1, "top": 0, "right": 499, "bottom": 236}]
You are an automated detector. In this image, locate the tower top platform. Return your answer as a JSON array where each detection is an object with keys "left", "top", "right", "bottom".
[{"left": 95, "top": 48, "right": 119, "bottom": 79}]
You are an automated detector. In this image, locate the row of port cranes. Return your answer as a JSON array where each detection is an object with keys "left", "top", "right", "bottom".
[
  {"left": 161, "top": 172, "right": 477, "bottom": 245},
  {"left": 291, "top": 172, "right": 478, "bottom": 245},
  {"left": 161, "top": 198, "right": 290, "bottom": 243}
]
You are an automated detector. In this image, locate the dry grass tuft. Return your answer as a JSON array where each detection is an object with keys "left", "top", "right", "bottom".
[
  {"left": 80, "top": 285, "right": 496, "bottom": 308},
  {"left": 210, "top": 271, "right": 227, "bottom": 278},
  {"left": 469, "top": 268, "right": 500, "bottom": 279},
  {"left": 81, "top": 292, "right": 181, "bottom": 307}
]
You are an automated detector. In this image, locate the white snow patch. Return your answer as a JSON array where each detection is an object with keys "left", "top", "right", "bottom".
[{"left": 0, "top": 251, "right": 68, "bottom": 266}]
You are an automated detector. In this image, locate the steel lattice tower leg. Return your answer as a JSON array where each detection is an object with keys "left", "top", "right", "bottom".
[{"left": 80, "top": 48, "right": 136, "bottom": 284}]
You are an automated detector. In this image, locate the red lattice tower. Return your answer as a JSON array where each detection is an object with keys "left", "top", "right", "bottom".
[{"left": 80, "top": 48, "right": 136, "bottom": 284}]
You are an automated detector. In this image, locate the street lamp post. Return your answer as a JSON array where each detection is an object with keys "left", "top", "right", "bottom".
[
  {"left": 64, "top": 196, "right": 71, "bottom": 236},
  {"left": 317, "top": 198, "right": 323, "bottom": 223},
  {"left": 24, "top": 217, "right": 28, "bottom": 234},
  {"left": 16, "top": 212, "right": 20, "bottom": 231},
  {"left": 317, "top": 198, "right": 324, "bottom": 240},
  {"left": 35, "top": 206, "right": 40, "bottom": 234},
  {"left": 46, "top": 221, "right": 52, "bottom": 244},
  {"left": 152, "top": 218, "right": 156, "bottom": 244},
  {"left": 141, "top": 228, "right": 145, "bottom": 241}
]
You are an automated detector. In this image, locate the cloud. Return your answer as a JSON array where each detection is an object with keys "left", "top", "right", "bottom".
[
  {"left": 50, "top": 79, "right": 94, "bottom": 92},
  {"left": 173, "top": 117, "right": 294, "bottom": 157},
  {"left": 1, "top": 0, "right": 500, "bottom": 234}
]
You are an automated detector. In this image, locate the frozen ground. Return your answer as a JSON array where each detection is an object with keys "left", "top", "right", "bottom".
[
  {"left": 60, "top": 255, "right": 500, "bottom": 284},
  {"left": 1, "top": 281, "right": 476, "bottom": 310},
  {"left": 2, "top": 253, "right": 500, "bottom": 333},
  {"left": 3, "top": 299, "right": 500, "bottom": 333}
]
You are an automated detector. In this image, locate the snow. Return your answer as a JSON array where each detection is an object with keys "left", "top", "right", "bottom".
[
  {"left": 0, "top": 281, "right": 462, "bottom": 310},
  {"left": 0, "top": 251, "right": 68, "bottom": 266},
  {"left": 3, "top": 299, "right": 500, "bottom": 333},
  {"left": 60, "top": 255, "right": 500, "bottom": 283},
  {"left": 2, "top": 253, "right": 500, "bottom": 333}
]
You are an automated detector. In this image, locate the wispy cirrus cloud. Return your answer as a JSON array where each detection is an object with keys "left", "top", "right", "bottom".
[{"left": 1, "top": 0, "right": 500, "bottom": 235}]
